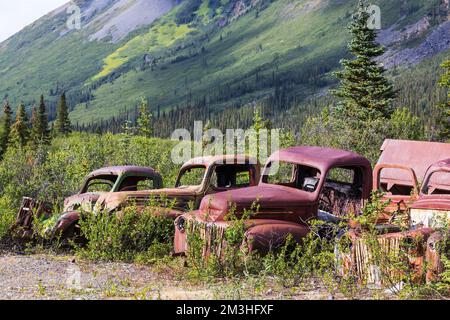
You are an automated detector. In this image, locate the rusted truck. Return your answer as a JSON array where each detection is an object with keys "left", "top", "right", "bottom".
[
  {"left": 173, "top": 146, "right": 373, "bottom": 255},
  {"left": 14, "top": 166, "right": 163, "bottom": 239},
  {"left": 51, "top": 155, "right": 260, "bottom": 239},
  {"left": 339, "top": 142, "right": 450, "bottom": 288}
]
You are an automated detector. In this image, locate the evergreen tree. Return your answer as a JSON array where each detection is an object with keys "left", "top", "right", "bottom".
[
  {"left": 34, "top": 95, "right": 50, "bottom": 144},
  {"left": 332, "top": 0, "right": 396, "bottom": 123},
  {"left": 30, "top": 106, "right": 38, "bottom": 144},
  {"left": 0, "top": 100, "right": 13, "bottom": 157},
  {"left": 55, "top": 92, "right": 71, "bottom": 135},
  {"left": 9, "top": 102, "right": 29, "bottom": 147},
  {"left": 136, "top": 98, "right": 153, "bottom": 137},
  {"left": 434, "top": 59, "right": 450, "bottom": 141}
]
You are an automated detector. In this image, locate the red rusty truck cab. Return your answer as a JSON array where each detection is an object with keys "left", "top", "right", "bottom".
[{"left": 174, "top": 146, "right": 372, "bottom": 255}]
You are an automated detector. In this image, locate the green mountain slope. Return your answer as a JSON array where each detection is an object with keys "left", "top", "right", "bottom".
[{"left": 0, "top": 0, "right": 449, "bottom": 129}]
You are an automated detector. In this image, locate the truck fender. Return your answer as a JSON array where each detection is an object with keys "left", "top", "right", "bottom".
[
  {"left": 52, "top": 210, "right": 81, "bottom": 238},
  {"left": 244, "top": 223, "right": 310, "bottom": 254}
]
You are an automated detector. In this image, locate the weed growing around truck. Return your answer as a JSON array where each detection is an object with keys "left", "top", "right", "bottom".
[{"left": 76, "top": 198, "right": 176, "bottom": 263}]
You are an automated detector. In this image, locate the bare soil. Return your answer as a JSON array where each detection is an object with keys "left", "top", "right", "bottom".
[{"left": 0, "top": 250, "right": 377, "bottom": 300}]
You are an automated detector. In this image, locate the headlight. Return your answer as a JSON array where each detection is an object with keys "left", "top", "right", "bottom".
[{"left": 176, "top": 216, "right": 186, "bottom": 232}]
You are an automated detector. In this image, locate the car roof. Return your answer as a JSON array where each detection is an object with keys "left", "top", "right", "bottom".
[
  {"left": 86, "top": 166, "right": 160, "bottom": 179},
  {"left": 267, "top": 146, "right": 371, "bottom": 172},
  {"left": 377, "top": 139, "right": 450, "bottom": 187},
  {"left": 181, "top": 155, "right": 259, "bottom": 169}
]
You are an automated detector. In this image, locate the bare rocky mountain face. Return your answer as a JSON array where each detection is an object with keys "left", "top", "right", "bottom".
[
  {"left": 378, "top": 0, "right": 450, "bottom": 68},
  {"left": 43, "top": 0, "right": 179, "bottom": 42}
]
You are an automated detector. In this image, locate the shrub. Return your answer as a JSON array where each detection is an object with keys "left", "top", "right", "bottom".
[
  {"left": 0, "top": 196, "right": 15, "bottom": 240},
  {"left": 76, "top": 203, "right": 175, "bottom": 262}
]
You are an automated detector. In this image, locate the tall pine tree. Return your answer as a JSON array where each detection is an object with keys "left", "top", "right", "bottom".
[
  {"left": 332, "top": 0, "right": 396, "bottom": 124},
  {"left": 55, "top": 92, "right": 71, "bottom": 136},
  {"left": 0, "top": 100, "right": 13, "bottom": 157},
  {"left": 136, "top": 98, "right": 153, "bottom": 137},
  {"left": 9, "top": 102, "right": 29, "bottom": 147},
  {"left": 32, "top": 94, "right": 50, "bottom": 144}
]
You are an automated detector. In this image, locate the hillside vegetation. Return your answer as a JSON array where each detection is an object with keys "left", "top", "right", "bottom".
[{"left": 0, "top": 0, "right": 449, "bottom": 133}]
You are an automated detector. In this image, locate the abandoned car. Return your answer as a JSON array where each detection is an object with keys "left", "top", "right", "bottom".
[
  {"left": 173, "top": 146, "right": 373, "bottom": 255},
  {"left": 93, "top": 155, "right": 260, "bottom": 217},
  {"left": 14, "top": 166, "right": 163, "bottom": 239}
]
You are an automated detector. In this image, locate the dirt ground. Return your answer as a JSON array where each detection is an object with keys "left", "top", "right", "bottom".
[{"left": 0, "top": 250, "right": 375, "bottom": 300}]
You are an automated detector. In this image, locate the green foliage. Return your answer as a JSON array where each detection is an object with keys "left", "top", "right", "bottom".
[
  {"left": 185, "top": 202, "right": 260, "bottom": 279},
  {"left": 136, "top": 98, "right": 153, "bottom": 138},
  {"left": 0, "top": 100, "right": 12, "bottom": 158},
  {"left": 332, "top": 0, "right": 396, "bottom": 123},
  {"left": 433, "top": 60, "right": 450, "bottom": 142},
  {"left": 0, "top": 196, "right": 15, "bottom": 240},
  {"left": 31, "top": 95, "right": 50, "bottom": 145},
  {"left": 76, "top": 204, "right": 174, "bottom": 262},
  {"left": 9, "top": 103, "right": 29, "bottom": 148},
  {"left": 54, "top": 93, "right": 71, "bottom": 136}
]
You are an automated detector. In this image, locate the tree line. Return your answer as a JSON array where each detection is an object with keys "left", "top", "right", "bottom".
[{"left": 0, "top": 93, "right": 72, "bottom": 159}]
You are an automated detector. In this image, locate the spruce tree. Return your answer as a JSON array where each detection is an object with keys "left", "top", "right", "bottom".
[
  {"left": 36, "top": 95, "right": 50, "bottom": 143},
  {"left": 136, "top": 98, "right": 153, "bottom": 137},
  {"left": 55, "top": 92, "right": 71, "bottom": 135},
  {"left": 0, "top": 100, "right": 13, "bottom": 157},
  {"left": 332, "top": 0, "right": 396, "bottom": 123},
  {"left": 9, "top": 102, "right": 29, "bottom": 147}
]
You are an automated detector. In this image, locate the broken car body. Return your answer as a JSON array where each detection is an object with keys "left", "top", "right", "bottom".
[
  {"left": 174, "top": 146, "right": 373, "bottom": 255},
  {"left": 340, "top": 152, "right": 450, "bottom": 287},
  {"left": 14, "top": 166, "right": 163, "bottom": 239},
  {"left": 93, "top": 155, "right": 260, "bottom": 216}
]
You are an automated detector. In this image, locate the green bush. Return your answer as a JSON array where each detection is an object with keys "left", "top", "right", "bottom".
[
  {"left": 76, "top": 204, "right": 175, "bottom": 262},
  {"left": 0, "top": 196, "right": 15, "bottom": 240}
]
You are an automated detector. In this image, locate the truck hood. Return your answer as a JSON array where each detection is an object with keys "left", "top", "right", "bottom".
[
  {"left": 64, "top": 192, "right": 104, "bottom": 212},
  {"left": 95, "top": 186, "right": 202, "bottom": 212},
  {"left": 198, "top": 184, "right": 316, "bottom": 222}
]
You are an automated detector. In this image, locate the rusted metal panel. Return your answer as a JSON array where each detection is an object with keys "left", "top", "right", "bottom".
[
  {"left": 377, "top": 140, "right": 450, "bottom": 188},
  {"left": 339, "top": 228, "right": 435, "bottom": 287},
  {"left": 425, "top": 230, "right": 449, "bottom": 283},
  {"left": 13, "top": 197, "right": 52, "bottom": 239}
]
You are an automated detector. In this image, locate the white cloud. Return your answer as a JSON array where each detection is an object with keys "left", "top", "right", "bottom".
[{"left": 0, "top": 0, "right": 68, "bottom": 42}]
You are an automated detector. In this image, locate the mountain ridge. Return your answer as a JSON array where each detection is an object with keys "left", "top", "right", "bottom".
[{"left": 0, "top": 0, "right": 449, "bottom": 132}]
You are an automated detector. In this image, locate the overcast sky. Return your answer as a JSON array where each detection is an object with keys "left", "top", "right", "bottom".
[{"left": 0, "top": 1, "right": 68, "bottom": 42}]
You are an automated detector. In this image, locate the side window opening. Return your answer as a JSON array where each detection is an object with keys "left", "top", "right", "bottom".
[
  {"left": 422, "top": 171, "right": 450, "bottom": 195},
  {"left": 211, "top": 164, "right": 252, "bottom": 190},
  {"left": 177, "top": 166, "right": 206, "bottom": 187},
  {"left": 83, "top": 175, "right": 118, "bottom": 193}
]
